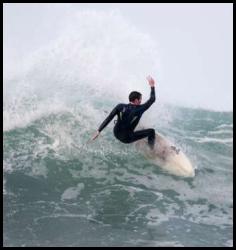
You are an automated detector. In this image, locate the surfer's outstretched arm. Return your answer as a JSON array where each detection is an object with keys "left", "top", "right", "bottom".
[
  {"left": 91, "top": 104, "right": 121, "bottom": 141},
  {"left": 98, "top": 105, "right": 121, "bottom": 132}
]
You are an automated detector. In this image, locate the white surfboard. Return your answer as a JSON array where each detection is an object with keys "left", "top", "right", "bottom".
[{"left": 135, "top": 132, "right": 195, "bottom": 177}]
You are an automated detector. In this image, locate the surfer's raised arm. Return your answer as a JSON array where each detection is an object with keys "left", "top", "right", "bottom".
[
  {"left": 134, "top": 76, "right": 156, "bottom": 114},
  {"left": 147, "top": 76, "right": 155, "bottom": 104},
  {"left": 147, "top": 75, "right": 155, "bottom": 88}
]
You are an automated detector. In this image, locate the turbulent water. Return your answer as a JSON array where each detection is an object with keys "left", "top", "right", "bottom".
[{"left": 3, "top": 10, "right": 233, "bottom": 247}]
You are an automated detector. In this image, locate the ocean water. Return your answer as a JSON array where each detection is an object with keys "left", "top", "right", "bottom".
[{"left": 3, "top": 10, "right": 233, "bottom": 247}]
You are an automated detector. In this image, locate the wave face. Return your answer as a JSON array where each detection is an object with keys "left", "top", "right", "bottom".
[{"left": 3, "top": 10, "right": 233, "bottom": 247}]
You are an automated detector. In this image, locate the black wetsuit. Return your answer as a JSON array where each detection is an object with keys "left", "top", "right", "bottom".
[{"left": 98, "top": 87, "right": 156, "bottom": 148}]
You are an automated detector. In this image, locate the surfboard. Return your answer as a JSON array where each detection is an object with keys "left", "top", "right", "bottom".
[{"left": 134, "top": 132, "right": 195, "bottom": 177}]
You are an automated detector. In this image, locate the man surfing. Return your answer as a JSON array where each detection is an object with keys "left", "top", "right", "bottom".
[{"left": 91, "top": 76, "right": 156, "bottom": 149}]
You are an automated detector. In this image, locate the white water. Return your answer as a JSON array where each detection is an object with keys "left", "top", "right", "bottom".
[{"left": 3, "top": 9, "right": 165, "bottom": 133}]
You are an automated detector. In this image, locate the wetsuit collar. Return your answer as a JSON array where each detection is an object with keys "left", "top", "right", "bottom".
[{"left": 129, "top": 102, "right": 138, "bottom": 106}]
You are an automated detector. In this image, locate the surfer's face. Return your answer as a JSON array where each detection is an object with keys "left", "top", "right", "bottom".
[{"left": 133, "top": 97, "right": 142, "bottom": 105}]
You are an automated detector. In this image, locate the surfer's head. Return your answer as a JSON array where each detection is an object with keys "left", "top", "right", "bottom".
[{"left": 129, "top": 91, "right": 142, "bottom": 105}]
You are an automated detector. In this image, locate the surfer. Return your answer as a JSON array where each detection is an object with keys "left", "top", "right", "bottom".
[{"left": 91, "top": 76, "right": 156, "bottom": 149}]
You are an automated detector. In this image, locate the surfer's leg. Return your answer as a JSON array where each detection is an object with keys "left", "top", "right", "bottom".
[
  {"left": 129, "top": 129, "right": 156, "bottom": 149},
  {"left": 148, "top": 129, "right": 156, "bottom": 149}
]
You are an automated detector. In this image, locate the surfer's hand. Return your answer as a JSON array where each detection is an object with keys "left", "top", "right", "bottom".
[
  {"left": 147, "top": 75, "right": 155, "bottom": 87},
  {"left": 91, "top": 131, "right": 100, "bottom": 141}
]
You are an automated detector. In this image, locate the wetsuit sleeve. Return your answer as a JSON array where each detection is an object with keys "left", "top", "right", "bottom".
[
  {"left": 135, "top": 87, "right": 155, "bottom": 114},
  {"left": 98, "top": 105, "right": 120, "bottom": 132}
]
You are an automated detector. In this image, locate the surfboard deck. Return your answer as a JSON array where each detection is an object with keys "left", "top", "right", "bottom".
[{"left": 134, "top": 132, "right": 195, "bottom": 177}]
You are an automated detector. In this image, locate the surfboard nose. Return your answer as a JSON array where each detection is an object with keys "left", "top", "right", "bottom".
[
  {"left": 164, "top": 152, "right": 195, "bottom": 177},
  {"left": 182, "top": 164, "right": 195, "bottom": 177},
  {"left": 178, "top": 159, "right": 195, "bottom": 177}
]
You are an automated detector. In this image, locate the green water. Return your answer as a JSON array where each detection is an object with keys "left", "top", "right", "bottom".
[{"left": 3, "top": 106, "right": 233, "bottom": 247}]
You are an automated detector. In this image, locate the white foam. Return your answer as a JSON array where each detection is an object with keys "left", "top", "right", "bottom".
[
  {"left": 3, "top": 178, "right": 7, "bottom": 195},
  {"left": 4, "top": 10, "right": 162, "bottom": 132},
  {"left": 145, "top": 207, "right": 174, "bottom": 225},
  {"left": 196, "top": 137, "right": 232, "bottom": 144},
  {"left": 3, "top": 98, "right": 71, "bottom": 131},
  {"left": 208, "top": 130, "right": 232, "bottom": 135},
  {"left": 224, "top": 240, "right": 233, "bottom": 247},
  {"left": 128, "top": 239, "right": 184, "bottom": 247},
  {"left": 61, "top": 183, "right": 85, "bottom": 201},
  {"left": 181, "top": 203, "right": 233, "bottom": 228},
  {"left": 184, "top": 135, "right": 232, "bottom": 145},
  {"left": 3, "top": 160, "right": 13, "bottom": 174},
  {"left": 215, "top": 124, "right": 233, "bottom": 129}
]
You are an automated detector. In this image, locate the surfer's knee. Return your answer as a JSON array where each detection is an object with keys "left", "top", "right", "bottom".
[{"left": 150, "top": 129, "right": 155, "bottom": 138}]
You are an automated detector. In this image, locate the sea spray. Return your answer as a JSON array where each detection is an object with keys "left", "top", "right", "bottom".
[
  {"left": 3, "top": 10, "right": 232, "bottom": 247},
  {"left": 4, "top": 10, "right": 161, "bottom": 133}
]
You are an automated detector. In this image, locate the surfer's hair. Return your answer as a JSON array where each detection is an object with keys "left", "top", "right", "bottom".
[{"left": 129, "top": 91, "right": 142, "bottom": 102}]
